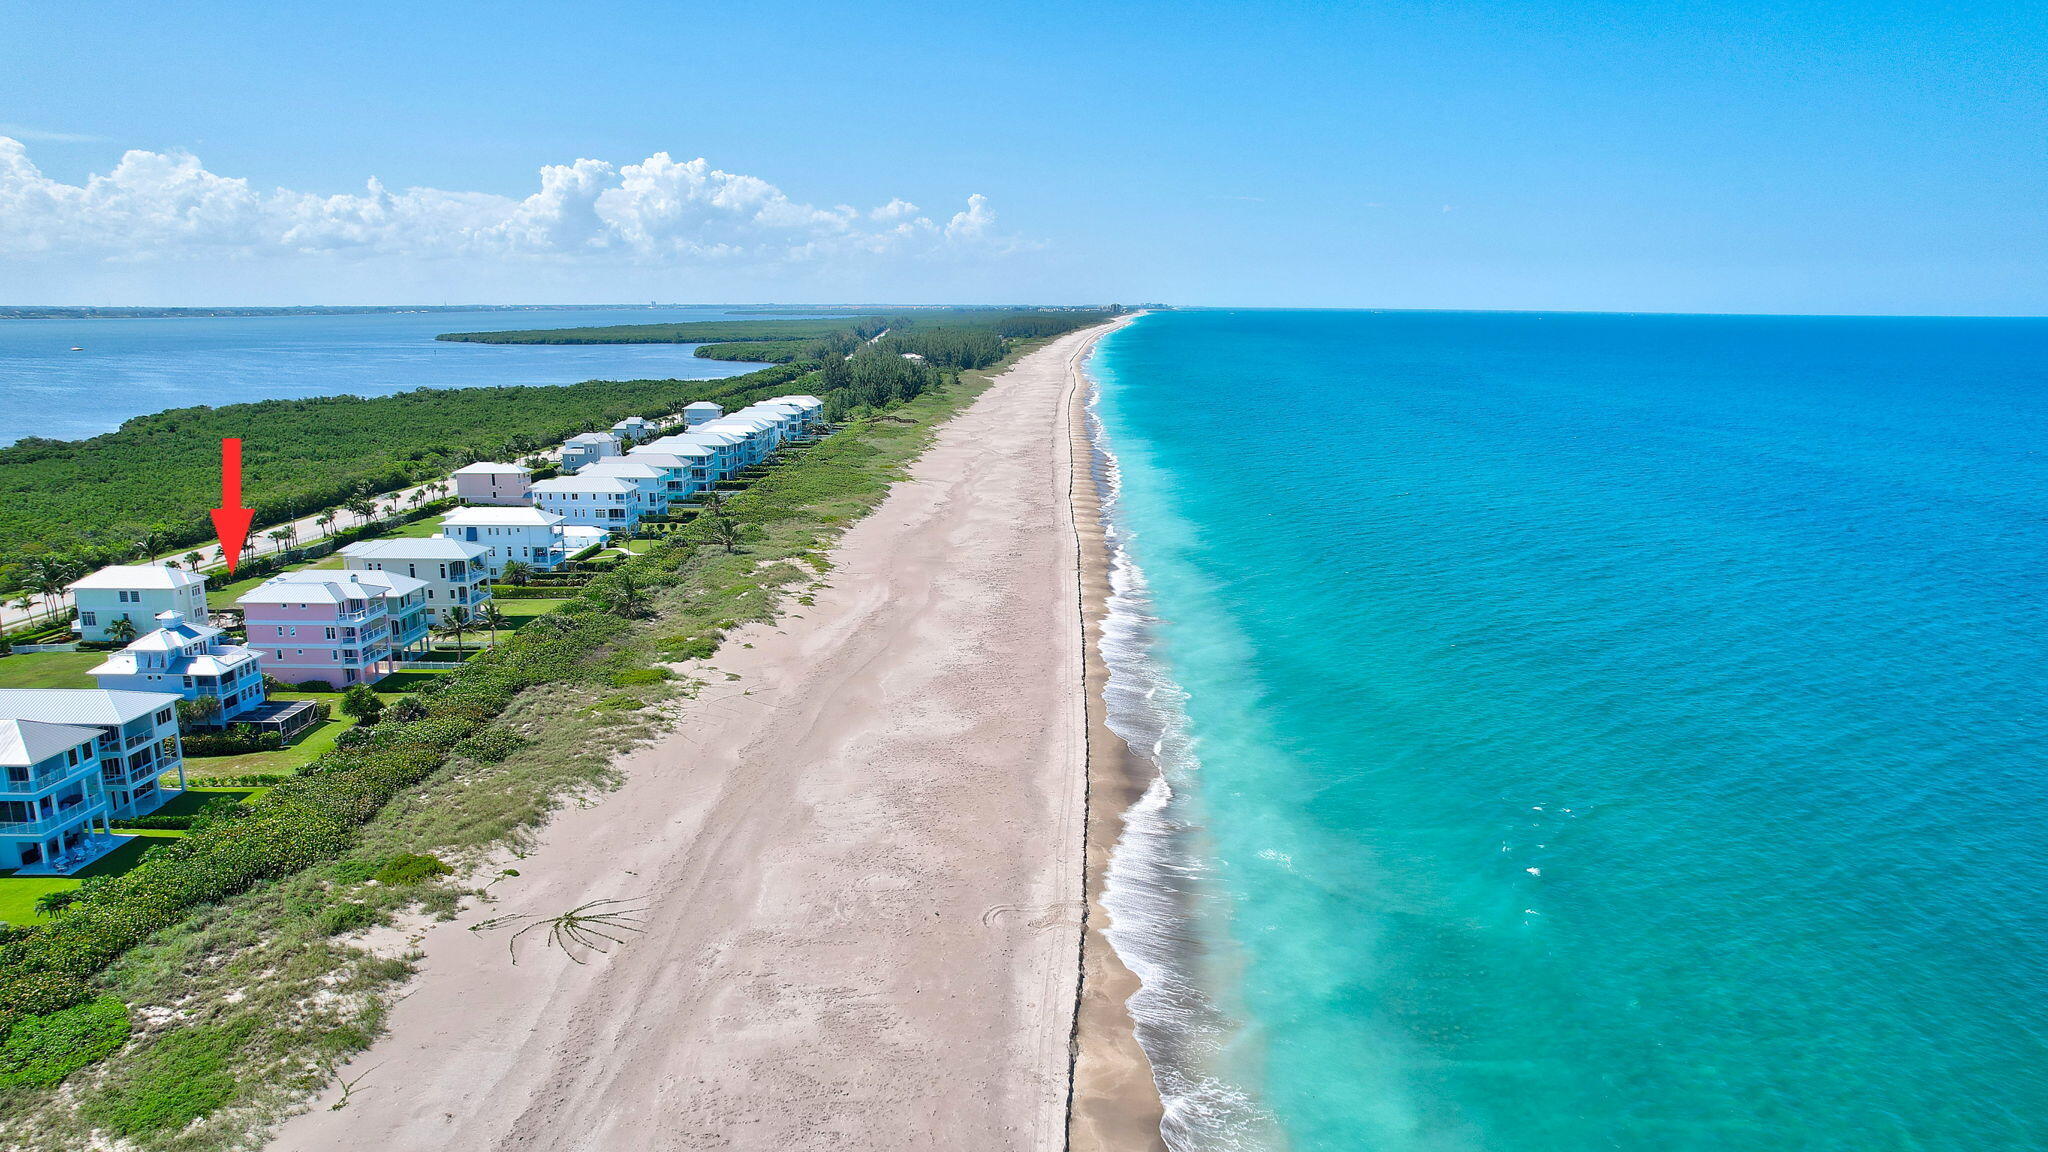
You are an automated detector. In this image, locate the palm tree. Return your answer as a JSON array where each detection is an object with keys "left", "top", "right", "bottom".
[
  {"left": 500, "top": 560, "right": 532, "bottom": 587},
  {"left": 607, "top": 572, "right": 650, "bottom": 617},
  {"left": 476, "top": 603, "right": 506, "bottom": 645},
  {"left": 440, "top": 605, "right": 471, "bottom": 652},
  {"left": 266, "top": 527, "right": 294, "bottom": 556},
  {"left": 133, "top": 525, "right": 168, "bottom": 562},
  {"left": 29, "top": 556, "right": 76, "bottom": 619},
  {"left": 344, "top": 495, "right": 377, "bottom": 529},
  {"left": 184, "top": 551, "right": 205, "bottom": 570},
  {"left": 315, "top": 510, "right": 339, "bottom": 540},
  {"left": 106, "top": 616, "right": 138, "bottom": 643}
]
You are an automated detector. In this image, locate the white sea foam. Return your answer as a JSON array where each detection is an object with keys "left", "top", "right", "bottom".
[{"left": 1087, "top": 382, "right": 1278, "bottom": 1152}]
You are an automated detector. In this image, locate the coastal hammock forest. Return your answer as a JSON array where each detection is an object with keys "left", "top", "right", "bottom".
[{"left": 0, "top": 366, "right": 807, "bottom": 595}]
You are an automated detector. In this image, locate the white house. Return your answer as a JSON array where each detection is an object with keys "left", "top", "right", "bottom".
[
  {"left": 340, "top": 537, "right": 494, "bottom": 623},
  {"left": 530, "top": 474, "right": 641, "bottom": 531},
  {"left": 0, "top": 688, "right": 187, "bottom": 832},
  {"left": 682, "top": 401, "right": 724, "bottom": 427},
  {"left": 560, "top": 432, "right": 621, "bottom": 472},
  {"left": 89, "top": 611, "right": 267, "bottom": 724},
  {"left": 574, "top": 459, "right": 671, "bottom": 517},
  {"left": 69, "top": 565, "right": 208, "bottom": 643},
  {"left": 451, "top": 461, "right": 533, "bottom": 506},
  {"left": 440, "top": 507, "right": 584, "bottom": 573}
]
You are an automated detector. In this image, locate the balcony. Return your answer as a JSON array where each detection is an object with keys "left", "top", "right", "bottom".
[
  {"left": 0, "top": 759, "right": 99, "bottom": 797},
  {"left": 0, "top": 797, "right": 109, "bottom": 839}
]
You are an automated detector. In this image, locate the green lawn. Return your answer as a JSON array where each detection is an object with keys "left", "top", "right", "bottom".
[
  {"left": 0, "top": 787, "right": 260, "bottom": 925},
  {"left": 373, "top": 669, "right": 452, "bottom": 693},
  {"left": 184, "top": 709, "right": 358, "bottom": 778},
  {"left": 494, "top": 599, "right": 571, "bottom": 628},
  {"left": 0, "top": 650, "right": 103, "bottom": 689}
]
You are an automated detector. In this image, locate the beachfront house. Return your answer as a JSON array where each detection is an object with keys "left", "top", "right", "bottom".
[
  {"left": 340, "top": 538, "right": 494, "bottom": 624},
  {"left": 0, "top": 687, "right": 188, "bottom": 839},
  {"left": 68, "top": 564, "right": 209, "bottom": 643},
  {"left": 0, "top": 717, "right": 117, "bottom": 874},
  {"left": 530, "top": 474, "right": 642, "bottom": 531},
  {"left": 763, "top": 394, "right": 826, "bottom": 436},
  {"left": 648, "top": 431, "right": 742, "bottom": 483},
  {"left": 610, "top": 416, "right": 656, "bottom": 443},
  {"left": 625, "top": 444, "right": 714, "bottom": 499},
  {"left": 439, "top": 506, "right": 598, "bottom": 574},
  {"left": 682, "top": 401, "right": 723, "bottom": 428},
  {"left": 89, "top": 610, "right": 267, "bottom": 721},
  {"left": 238, "top": 570, "right": 430, "bottom": 689},
  {"left": 573, "top": 459, "right": 671, "bottom": 517},
  {"left": 451, "top": 462, "right": 534, "bottom": 506},
  {"left": 698, "top": 416, "right": 778, "bottom": 467},
  {"left": 560, "top": 432, "right": 621, "bottom": 473}
]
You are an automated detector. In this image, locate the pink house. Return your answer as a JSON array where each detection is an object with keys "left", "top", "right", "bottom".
[
  {"left": 237, "top": 570, "right": 431, "bottom": 689},
  {"left": 452, "top": 462, "right": 533, "bottom": 506}
]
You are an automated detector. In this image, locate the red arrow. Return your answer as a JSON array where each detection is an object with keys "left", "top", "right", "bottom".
[{"left": 210, "top": 438, "right": 255, "bottom": 575}]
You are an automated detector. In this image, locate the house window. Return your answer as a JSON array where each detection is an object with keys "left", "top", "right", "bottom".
[
  {"left": 81, "top": 612, "right": 96, "bottom": 626},
  {"left": 324, "top": 627, "right": 337, "bottom": 640}
]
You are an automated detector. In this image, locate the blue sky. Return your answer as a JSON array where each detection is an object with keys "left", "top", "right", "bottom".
[{"left": 2, "top": 0, "right": 2043, "bottom": 313}]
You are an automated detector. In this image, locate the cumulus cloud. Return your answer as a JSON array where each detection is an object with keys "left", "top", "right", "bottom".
[{"left": 0, "top": 137, "right": 1017, "bottom": 268}]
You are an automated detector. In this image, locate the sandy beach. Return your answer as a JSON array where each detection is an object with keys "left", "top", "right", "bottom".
[{"left": 269, "top": 322, "right": 1156, "bottom": 1151}]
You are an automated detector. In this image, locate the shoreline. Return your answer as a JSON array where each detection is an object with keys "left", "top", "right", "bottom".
[
  {"left": 266, "top": 323, "right": 1144, "bottom": 1151},
  {"left": 1065, "top": 320, "right": 1171, "bottom": 1150}
]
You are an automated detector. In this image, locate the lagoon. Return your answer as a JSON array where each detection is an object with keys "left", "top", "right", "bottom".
[{"left": 0, "top": 305, "right": 769, "bottom": 446}]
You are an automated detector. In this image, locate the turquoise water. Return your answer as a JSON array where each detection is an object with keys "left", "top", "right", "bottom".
[
  {"left": 0, "top": 306, "right": 772, "bottom": 446},
  {"left": 1089, "top": 310, "right": 2048, "bottom": 1151}
]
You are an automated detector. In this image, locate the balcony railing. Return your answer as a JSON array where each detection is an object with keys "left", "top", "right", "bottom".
[
  {"left": 0, "top": 798, "right": 109, "bottom": 838},
  {"left": 0, "top": 760, "right": 99, "bottom": 797}
]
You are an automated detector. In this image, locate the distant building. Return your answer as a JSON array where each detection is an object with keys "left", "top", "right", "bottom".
[
  {"left": 238, "top": 570, "right": 430, "bottom": 689},
  {"left": 89, "top": 611, "right": 267, "bottom": 724},
  {"left": 68, "top": 564, "right": 208, "bottom": 643},
  {"left": 560, "top": 432, "right": 621, "bottom": 473},
  {"left": 0, "top": 687, "right": 188, "bottom": 847},
  {"left": 451, "top": 462, "right": 533, "bottom": 506},
  {"left": 610, "top": 416, "right": 657, "bottom": 442},
  {"left": 682, "top": 402, "right": 724, "bottom": 428},
  {"left": 340, "top": 537, "right": 494, "bottom": 623}
]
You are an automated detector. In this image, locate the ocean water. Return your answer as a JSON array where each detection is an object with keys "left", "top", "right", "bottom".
[
  {"left": 0, "top": 306, "right": 774, "bottom": 446},
  {"left": 1089, "top": 310, "right": 2048, "bottom": 1152}
]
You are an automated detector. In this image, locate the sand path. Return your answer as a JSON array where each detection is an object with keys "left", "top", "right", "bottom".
[{"left": 269, "top": 326, "right": 1113, "bottom": 1151}]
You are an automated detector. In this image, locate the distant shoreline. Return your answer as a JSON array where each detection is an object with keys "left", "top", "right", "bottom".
[{"left": 0, "top": 304, "right": 676, "bottom": 321}]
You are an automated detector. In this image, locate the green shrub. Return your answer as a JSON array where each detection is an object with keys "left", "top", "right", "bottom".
[
  {"left": 372, "top": 853, "right": 451, "bottom": 886},
  {"left": 316, "top": 902, "right": 376, "bottom": 936},
  {"left": 0, "top": 996, "right": 130, "bottom": 1088},
  {"left": 79, "top": 1018, "right": 254, "bottom": 1137},
  {"left": 663, "top": 635, "right": 719, "bottom": 660},
  {"left": 610, "top": 667, "right": 672, "bottom": 687}
]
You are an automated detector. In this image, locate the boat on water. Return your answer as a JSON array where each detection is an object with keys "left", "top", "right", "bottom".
[{"left": 69, "top": 346, "right": 83, "bottom": 351}]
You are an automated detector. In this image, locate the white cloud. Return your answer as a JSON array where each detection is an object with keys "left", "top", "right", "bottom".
[{"left": 0, "top": 138, "right": 1016, "bottom": 270}]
